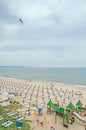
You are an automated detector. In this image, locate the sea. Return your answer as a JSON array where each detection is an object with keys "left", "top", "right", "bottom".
[{"left": 0, "top": 67, "right": 86, "bottom": 86}]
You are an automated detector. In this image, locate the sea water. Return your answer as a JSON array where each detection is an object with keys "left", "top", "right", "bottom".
[{"left": 0, "top": 67, "right": 86, "bottom": 86}]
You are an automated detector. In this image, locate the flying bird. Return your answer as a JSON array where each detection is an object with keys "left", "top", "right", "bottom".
[{"left": 19, "top": 18, "right": 23, "bottom": 24}]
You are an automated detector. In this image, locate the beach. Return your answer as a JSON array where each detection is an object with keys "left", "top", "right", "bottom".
[{"left": 0, "top": 77, "right": 86, "bottom": 130}]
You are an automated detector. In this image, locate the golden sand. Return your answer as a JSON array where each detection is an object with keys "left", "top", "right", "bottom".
[{"left": 0, "top": 77, "right": 86, "bottom": 130}]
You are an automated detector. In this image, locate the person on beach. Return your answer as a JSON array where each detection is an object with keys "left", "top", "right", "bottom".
[
  {"left": 36, "top": 118, "right": 40, "bottom": 124},
  {"left": 33, "top": 111, "right": 37, "bottom": 122},
  {"left": 51, "top": 126, "right": 55, "bottom": 130},
  {"left": 43, "top": 115, "right": 47, "bottom": 124},
  {"left": 40, "top": 121, "right": 43, "bottom": 127}
]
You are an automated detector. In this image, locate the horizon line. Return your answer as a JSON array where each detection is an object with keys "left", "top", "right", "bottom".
[{"left": 0, "top": 66, "right": 86, "bottom": 68}]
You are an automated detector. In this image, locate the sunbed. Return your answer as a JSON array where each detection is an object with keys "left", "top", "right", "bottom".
[
  {"left": 16, "top": 117, "right": 24, "bottom": 121},
  {"left": 14, "top": 114, "right": 22, "bottom": 119},
  {"left": 7, "top": 112, "right": 15, "bottom": 116},
  {"left": 0, "top": 116, "right": 4, "bottom": 120},
  {"left": 2, "top": 121, "right": 13, "bottom": 127},
  {"left": 4, "top": 121, "right": 13, "bottom": 127}
]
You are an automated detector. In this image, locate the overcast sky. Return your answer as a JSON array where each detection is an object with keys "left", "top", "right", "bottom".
[{"left": 0, "top": 0, "right": 86, "bottom": 67}]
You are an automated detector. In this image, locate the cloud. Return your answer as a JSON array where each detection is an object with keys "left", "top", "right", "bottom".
[{"left": 0, "top": 0, "right": 86, "bottom": 67}]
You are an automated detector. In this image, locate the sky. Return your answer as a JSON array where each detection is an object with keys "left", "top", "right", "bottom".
[{"left": 0, "top": 0, "right": 86, "bottom": 67}]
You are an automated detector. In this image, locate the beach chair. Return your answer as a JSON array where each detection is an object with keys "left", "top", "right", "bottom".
[
  {"left": 4, "top": 121, "right": 13, "bottom": 128},
  {"left": 8, "top": 112, "right": 15, "bottom": 116},
  {"left": 7, "top": 111, "right": 15, "bottom": 116},
  {"left": 16, "top": 117, "right": 24, "bottom": 121},
  {"left": 0, "top": 116, "right": 4, "bottom": 121},
  {"left": 14, "top": 114, "right": 22, "bottom": 119},
  {"left": 2, "top": 121, "right": 12, "bottom": 127}
]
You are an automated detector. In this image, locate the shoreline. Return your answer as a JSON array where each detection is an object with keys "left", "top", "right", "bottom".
[{"left": 0, "top": 76, "right": 86, "bottom": 89}]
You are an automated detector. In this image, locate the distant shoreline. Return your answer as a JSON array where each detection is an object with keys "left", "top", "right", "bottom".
[
  {"left": 0, "top": 76, "right": 86, "bottom": 89},
  {"left": 0, "top": 66, "right": 86, "bottom": 68}
]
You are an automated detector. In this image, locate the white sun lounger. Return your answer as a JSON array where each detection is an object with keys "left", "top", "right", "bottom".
[
  {"left": 2, "top": 121, "right": 12, "bottom": 127},
  {"left": 2, "top": 121, "right": 10, "bottom": 126},
  {"left": 4, "top": 121, "right": 13, "bottom": 128},
  {"left": 7, "top": 111, "right": 15, "bottom": 115},
  {"left": 16, "top": 117, "right": 24, "bottom": 121},
  {"left": 14, "top": 115, "right": 22, "bottom": 119},
  {"left": 17, "top": 108, "right": 24, "bottom": 112},
  {"left": 8, "top": 112, "right": 15, "bottom": 116},
  {"left": 0, "top": 116, "right": 4, "bottom": 121}
]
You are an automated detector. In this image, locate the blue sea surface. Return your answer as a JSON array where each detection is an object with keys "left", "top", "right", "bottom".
[{"left": 0, "top": 67, "right": 86, "bottom": 86}]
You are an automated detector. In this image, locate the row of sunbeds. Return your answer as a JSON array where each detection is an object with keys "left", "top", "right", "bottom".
[
  {"left": 2, "top": 121, "right": 13, "bottom": 128},
  {"left": 0, "top": 111, "right": 24, "bottom": 128}
]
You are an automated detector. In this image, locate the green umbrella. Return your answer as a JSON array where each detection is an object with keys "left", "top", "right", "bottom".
[
  {"left": 56, "top": 107, "right": 64, "bottom": 113},
  {"left": 67, "top": 102, "right": 75, "bottom": 110},
  {"left": 63, "top": 113, "right": 68, "bottom": 120},
  {"left": 76, "top": 100, "right": 83, "bottom": 107},
  {"left": 47, "top": 100, "right": 54, "bottom": 107}
]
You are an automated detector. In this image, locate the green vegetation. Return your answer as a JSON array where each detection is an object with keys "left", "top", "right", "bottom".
[{"left": 0, "top": 102, "right": 30, "bottom": 130}]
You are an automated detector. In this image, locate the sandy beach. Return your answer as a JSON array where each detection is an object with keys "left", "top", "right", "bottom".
[{"left": 0, "top": 77, "right": 86, "bottom": 130}]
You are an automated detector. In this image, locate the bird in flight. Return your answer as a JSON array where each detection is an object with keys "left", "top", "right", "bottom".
[{"left": 19, "top": 18, "right": 23, "bottom": 24}]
